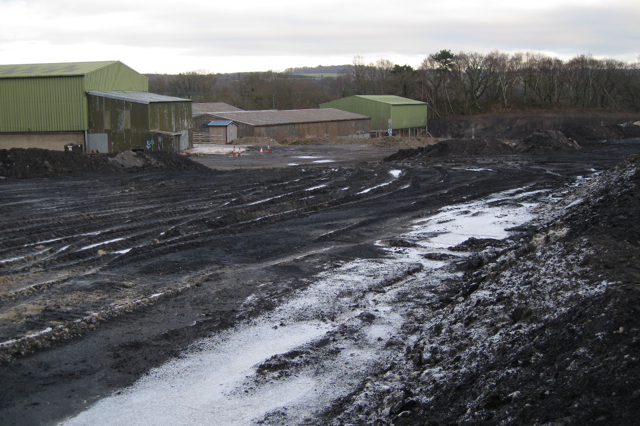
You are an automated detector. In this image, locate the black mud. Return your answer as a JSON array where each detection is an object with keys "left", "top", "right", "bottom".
[{"left": 1, "top": 136, "right": 640, "bottom": 425}]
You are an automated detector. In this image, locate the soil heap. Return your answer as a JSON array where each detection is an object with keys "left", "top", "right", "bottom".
[
  {"left": 514, "top": 129, "right": 581, "bottom": 153},
  {"left": 385, "top": 139, "right": 517, "bottom": 162},
  {"left": 0, "top": 148, "right": 209, "bottom": 179},
  {"left": 329, "top": 152, "right": 640, "bottom": 425}
]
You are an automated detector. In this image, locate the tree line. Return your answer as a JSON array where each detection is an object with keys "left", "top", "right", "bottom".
[{"left": 148, "top": 50, "right": 640, "bottom": 117}]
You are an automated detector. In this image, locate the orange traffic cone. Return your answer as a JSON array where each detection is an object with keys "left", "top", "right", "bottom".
[
  {"left": 232, "top": 145, "right": 236, "bottom": 157},
  {"left": 267, "top": 143, "right": 271, "bottom": 153},
  {"left": 260, "top": 147, "right": 264, "bottom": 155}
]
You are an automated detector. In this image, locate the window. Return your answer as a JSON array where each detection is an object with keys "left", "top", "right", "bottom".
[
  {"left": 124, "top": 110, "right": 131, "bottom": 130},
  {"left": 103, "top": 111, "right": 111, "bottom": 130}
]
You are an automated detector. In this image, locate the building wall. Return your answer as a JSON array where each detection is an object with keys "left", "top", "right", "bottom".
[
  {"left": 87, "top": 94, "right": 149, "bottom": 152},
  {"left": 235, "top": 122, "right": 256, "bottom": 138},
  {"left": 0, "top": 62, "right": 149, "bottom": 135},
  {"left": 321, "top": 97, "right": 427, "bottom": 131},
  {"left": 87, "top": 95, "right": 192, "bottom": 153},
  {"left": 227, "top": 124, "right": 238, "bottom": 143},
  {"left": 149, "top": 102, "right": 192, "bottom": 134},
  {"left": 0, "top": 132, "right": 84, "bottom": 151},
  {"left": 390, "top": 104, "right": 428, "bottom": 129},
  {"left": 321, "top": 97, "right": 391, "bottom": 131},
  {"left": 84, "top": 62, "right": 148, "bottom": 92},
  {"left": 0, "top": 76, "right": 87, "bottom": 132},
  {"left": 252, "top": 119, "right": 370, "bottom": 141},
  {"left": 149, "top": 102, "right": 192, "bottom": 151},
  {"left": 149, "top": 130, "right": 189, "bottom": 152}
]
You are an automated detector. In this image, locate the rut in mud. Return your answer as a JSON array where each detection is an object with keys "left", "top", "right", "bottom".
[{"left": 1, "top": 137, "right": 640, "bottom": 425}]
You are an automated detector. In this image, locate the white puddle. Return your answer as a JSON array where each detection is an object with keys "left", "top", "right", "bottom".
[
  {"left": 407, "top": 189, "right": 538, "bottom": 249},
  {"left": 61, "top": 186, "right": 542, "bottom": 426},
  {"left": 62, "top": 323, "right": 329, "bottom": 426}
]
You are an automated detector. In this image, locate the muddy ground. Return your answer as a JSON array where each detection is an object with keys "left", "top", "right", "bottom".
[{"left": 1, "top": 110, "right": 640, "bottom": 425}]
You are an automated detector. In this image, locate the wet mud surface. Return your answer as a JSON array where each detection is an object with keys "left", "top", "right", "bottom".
[{"left": 1, "top": 137, "right": 640, "bottom": 425}]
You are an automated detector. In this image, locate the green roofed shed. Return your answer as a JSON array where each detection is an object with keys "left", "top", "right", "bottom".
[{"left": 320, "top": 95, "right": 427, "bottom": 135}]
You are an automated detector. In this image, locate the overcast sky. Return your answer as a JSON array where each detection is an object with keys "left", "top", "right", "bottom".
[{"left": 1, "top": 0, "right": 638, "bottom": 74}]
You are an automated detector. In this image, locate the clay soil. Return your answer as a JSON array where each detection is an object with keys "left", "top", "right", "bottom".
[{"left": 1, "top": 109, "right": 640, "bottom": 425}]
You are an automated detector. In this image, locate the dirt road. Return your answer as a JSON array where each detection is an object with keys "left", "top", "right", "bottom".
[{"left": 1, "top": 139, "right": 640, "bottom": 424}]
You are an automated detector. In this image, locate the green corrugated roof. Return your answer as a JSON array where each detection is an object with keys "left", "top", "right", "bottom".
[
  {"left": 0, "top": 61, "right": 118, "bottom": 78},
  {"left": 355, "top": 95, "right": 426, "bottom": 105}
]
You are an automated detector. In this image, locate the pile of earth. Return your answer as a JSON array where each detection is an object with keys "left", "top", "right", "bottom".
[
  {"left": 385, "top": 129, "right": 588, "bottom": 162},
  {"left": 328, "top": 153, "right": 640, "bottom": 425},
  {"left": 513, "top": 129, "right": 581, "bottom": 153},
  {"left": 428, "top": 109, "right": 640, "bottom": 141},
  {"left": 564, "top": 121, "right": 640, "bottom": 144},
  {"left": 384, "top": 138, "right": 517, "bottom": 162},
  {"left": 0, "top": 148, "right": 209, "bottom": 179}
]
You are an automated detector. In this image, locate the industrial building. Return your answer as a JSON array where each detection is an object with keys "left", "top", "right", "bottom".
[
  {"left": 207, "top": 109, "right": 370, "bottom": 142},
  {"left": 320, "top": 95, "right": 427, "bottom": 137},
  {"left": 0, "top": 61, "right": 192, "bottom": 152},
  {"left": 87, "top": 91, "right": 192, "bottom": 153}
]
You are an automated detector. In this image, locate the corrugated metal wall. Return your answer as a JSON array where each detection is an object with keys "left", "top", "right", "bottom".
[
  {"left": 87, "top": 94, "right": 150, "bottom": 152},
  {"left": 0, "top": 76, "right": 87, "bottom": 132},
  {"left": 88, "top": 94, "right": 192, "bottom": 152},
  {"left": 321, "top": 97, "right": 390, "bottom": 131},
  {"left": 0, "top": 61, "right": 148, "bottom": 134},
  {"left": 149, "top": 102, "right": 192, "bottom": 133},
  {"left": 321, "top": 97, "right": 427, "bottom": 131},
  {"left": 390, "top": 104, "right": 428, "bottom": 129},
  {"left": 84, "top": 62, "right": 148, "bottom": 92},
  {"left": 252, "top": 119, "right": 370, "bottom": 141}
]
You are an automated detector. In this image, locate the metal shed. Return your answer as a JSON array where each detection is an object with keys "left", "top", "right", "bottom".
[
  {"left": 208, "top": 109, "right": 370, "bottom": 141},
  {"left": 320, "top": 95, "right": 427, "bottom": 137},
  {"left": 206, "top": 120, "right": 238, "bottom": 144},
  {"left": 87, "top": 91, "right": 192, "bottom": 153}
]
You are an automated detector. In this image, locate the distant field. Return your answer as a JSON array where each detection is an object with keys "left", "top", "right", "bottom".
[{"left": 293, "top": 73, "right": 340, "bottom": 78}]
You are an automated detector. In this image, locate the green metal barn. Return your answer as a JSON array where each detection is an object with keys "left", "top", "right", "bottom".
[
  {"left": 0, "top": 61, "right": 191, "bottom": 152},
  {"left": 320, "top": 95, "right": 427, "bottom": 137}
]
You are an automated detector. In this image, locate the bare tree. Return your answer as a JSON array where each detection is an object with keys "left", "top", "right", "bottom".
[
  {"left": 453, "top": 52, "right": 490, "bottom": 113},
  {"left": 351, "top": 55, "right": 369, "bottom": 95},
  {"left": 369, "top": 59, "right": 394, "bottom": 95}
]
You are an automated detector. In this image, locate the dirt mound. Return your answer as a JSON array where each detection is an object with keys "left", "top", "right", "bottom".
[
  {"left": 108, "top": 150, "right": 209, "bottom": 172},
  {"left": 0, "top": 148, "right": 208, "bottom": 179},
  {"left": 514, "top": 129, "right": 581, "bottom": 153},
  {"left": 564, "top": 121, "right": 640, "bottom": 143},
  {"left": 384, "top": 138, "right": 517, "bottom": 161},
  {"left": 0, "top": 148, "right": 120, "bottom": 179},
  {"left": 428, "top": 109, "right": 640, "bottom": 141},
  {"left": 331, "top": 152, "right": 640, "bottom": 426}
]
